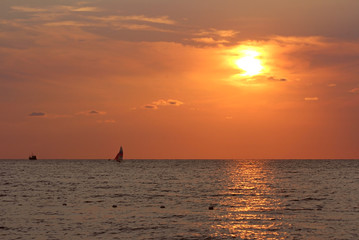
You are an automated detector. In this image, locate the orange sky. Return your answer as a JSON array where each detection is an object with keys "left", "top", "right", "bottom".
[{"left": 1, "top": 0, "right": 359, "bottom": 159}]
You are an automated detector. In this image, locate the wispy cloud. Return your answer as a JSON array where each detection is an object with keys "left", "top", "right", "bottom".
[
  {"left": 29, "top": 112, "right": 46, "bottom": 117},
  {"left": 190, "top": 28, "right": 239, "bottom": 46},
  {"left": 71, "top": 7, "right": 100, "bottom": 12},
  {"left": 144, "top": 104, "right": 158, "bottom": 109},
  {"left": 143, "top": 99, "right": 184, "bottom": 110},
  {"left": 349, "top": 88, "right": 359, "bottom": 93},
  {"left": 304, "top": 97, "right": 319, "bottom": 101},
  {"left": 117, "top": 15, "right": 175, "bottom": 25},
  {"left": 89, "top": 15, "right": 175, "bottom": 25},
  {"left": 191, "top": 37, "right": 229, "bottom": 44},
  {"left": 11, "top": 6, "right": 47, "bottom": 12},
  {"left": 227, "top": 74, "right": 288, "bottom": 87},
  {"left": 77, "top": 110, "right": 107, "bottom": 115},
  {"left": 196, "top": 28, "right": 239, "bottom": 38},
  {"left": 44, "top": 21, "right": 91, "bottom": 27},
  {"left": 114, "top": 23, "right": 172, "bottom": 32},
  {"left": 267, "top": 76, "right": 287, "bottom": 82},
  {"left": 28, "top": 112, "right": 73, "bottom": 119},
  {"left": 7, "top": 4, "right": 237, "bottom": 46},
  {"left": 28, "top": 110, "right": 107, "bottom": 119},
  {"left": 11, "top": 5, "right": 100, "bottom": 13},
  {"left": 11, "top": 7, "right": 177, "bottom": 34},
  {"left": 82, "top": 15, "right": 177, "bottom": 32},
  {"left": 153, "top": 99, "right": 184, "bottom": 106}
]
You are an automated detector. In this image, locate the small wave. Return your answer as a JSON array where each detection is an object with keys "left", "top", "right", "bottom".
[
  {"left": 285, "top": 208, "right": 315, "bottom": 211},
  {"left": 159, "top": 214, "right": 186, "bottom": 219},
  {"left": 210, "top": 193, "right": 244, "bottom": 197},
  {"left": 302, "top": 197, "right": 326, "bottom": 201},
  {"left": 290, "top": 197, "right": 326, "bottom": 202},
  {"left": 92, "top": 231, "right": 107, "bottom": 236},
  {"left": 89, "top": 194, "right": 105, "bottom": 198}
]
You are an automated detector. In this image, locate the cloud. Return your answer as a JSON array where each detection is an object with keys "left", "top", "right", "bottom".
[
  {"left": 214, "top": 30, "right": 239, "bottom": 38},
  {"left": 267, "top": 76, "right": 287, "bottom": 82},
  {"left": 28, "top": 111, "right": 106, "bottom": 119},
  {"left": 228, "top": 74, "right": 288, "bottom": 87},
  {"left": 28, "top": 112, "right": 74, "bottom": 119},
  {"left": 11, "top": 6, "right": 47, "bottom": 12},
  {"left": 71, "top": 7, "right": 100, "bottom": 12},
  {"left": 77, "top": 110, "right": 107, "bottom": 115},
  {"left": 80, "top": 15, "right": 177, "bottom": 33},
  {"left": 167, "top": 99, "right": 184, "bottom": 106},
  {"left": 117, "top": 15, "right": 175, "bottom": 25},
  {"left": 29, "top": 112, "right": 46, "bottom": 117},
  {"left": 90, "top": 15, "right": 175, "bottom": 25},
  {"left": 44, "top": 21, "right": 91, "bottom": 27},
  {"left": 11, "top": 5, "right": 100, "bottom": 13},
  {"left": 196, "top": 28, "right": 239, "bottom": 38},
  {"left": 32, "top": 11, "right": 177, "bottom": 36},
  {"left": 328, "top": 83, "right": 337, "bottom": 87},
  {"left": 144, "top": 104, "right": 158, "bottom": 109},
  {"left": 190, "top": 28, "right": 239, "bottom": 46},
  {"left": 5, "top": 5, "right": 238, "bottom": 46},
  {"left": 114, "top": 23, "right": 172, "bottom": 32},
  {"left": 153, "top": 99, "right": 184, "bottom": 106},
  {"left": 304, "top": 97, "right": 319, "bottom": 101},
  {"left": 191, "top": 37, "right": 229, "bottom": 44},
  {"left": 349, "top": 88, "right": 359, "bottom": 93},
  {"left": 143, "top": 99, "right": 184, "bottom": 109}
]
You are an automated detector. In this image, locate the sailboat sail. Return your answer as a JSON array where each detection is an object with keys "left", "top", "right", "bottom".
[{"left": 114, "top": 146, "right": 123, "bottom": 162}]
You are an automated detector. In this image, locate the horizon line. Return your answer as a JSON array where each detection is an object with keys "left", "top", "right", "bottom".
[{"left": 1, "top": 158, "right": 359, "bottom": 160}]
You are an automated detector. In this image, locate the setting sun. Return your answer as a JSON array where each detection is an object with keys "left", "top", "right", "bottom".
[{"left": 235, "top": 50, "right": 263, "bottom": 76}]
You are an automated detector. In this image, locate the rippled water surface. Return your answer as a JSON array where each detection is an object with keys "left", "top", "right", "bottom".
[{"left": 1, "top": 159, "right": 359, "bottom": 239}]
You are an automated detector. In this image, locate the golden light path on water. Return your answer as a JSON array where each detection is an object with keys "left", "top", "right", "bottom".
[{"left": 209, "top": 161, "right": 287, "bottom": 239}]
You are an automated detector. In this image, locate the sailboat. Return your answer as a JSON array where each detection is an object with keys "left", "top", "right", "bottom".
[
  {"left": 29, "top": 153, "right": 37, "bottom": 160},
  {"left": 114, "top": 146, "right": 123, "bottom": 162}
]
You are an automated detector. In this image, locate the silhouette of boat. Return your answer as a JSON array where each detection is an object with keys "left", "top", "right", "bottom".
[
  {"left": 114, "top": 146, "right": 123, "bottom": 162},
  {"left": 29, "top": 154, "right": 37, "bottom": 160}
]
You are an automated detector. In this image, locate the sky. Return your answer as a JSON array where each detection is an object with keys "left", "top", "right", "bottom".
[{"left": 1, "top": 0, "right": 359, "bottom": 159}]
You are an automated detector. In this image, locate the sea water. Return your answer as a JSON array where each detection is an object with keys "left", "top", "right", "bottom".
[{"left": 0, "top": 159, "right": 358, "bottom": 240}]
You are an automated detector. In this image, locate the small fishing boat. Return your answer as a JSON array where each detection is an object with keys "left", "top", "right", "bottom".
[
  {"left": 29, "top": 154, "right": 37, "bottom": 160},
  {"left": 114, "top": 146, "right": 123, "bottom": 162}
]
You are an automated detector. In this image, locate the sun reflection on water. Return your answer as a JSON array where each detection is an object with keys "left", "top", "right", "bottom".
[{"left": 210, "top": 160, "right": 288, "bottom": 239}]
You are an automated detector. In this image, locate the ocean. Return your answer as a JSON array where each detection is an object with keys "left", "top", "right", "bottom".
[{"left": 0, "top": 159, "right": 358, "bottom": 240}]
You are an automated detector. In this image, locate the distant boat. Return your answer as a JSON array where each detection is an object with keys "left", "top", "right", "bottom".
[
  {"left": 114, "top": 146, "right": 123, "bottom": 162},
  {"left": 29, "top": 154, "right": 37, "bottom": 160}
]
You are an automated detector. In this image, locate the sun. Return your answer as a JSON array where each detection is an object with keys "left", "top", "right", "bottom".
[{"left": 235, "top": 50, "right": 263, "bottom": 76}]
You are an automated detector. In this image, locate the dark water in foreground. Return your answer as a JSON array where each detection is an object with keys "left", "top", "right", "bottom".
[{"left": 0, "top": 159, "right": 358, "bottom": 240}]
